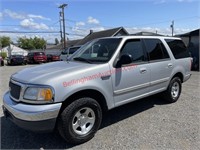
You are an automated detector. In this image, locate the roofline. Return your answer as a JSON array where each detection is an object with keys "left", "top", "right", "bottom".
[
  {"left": 90, "top": 35, "right": 181, "bottom": 41},
  {"left": 113, "top": 27, "right": 129, "bottom": 36}
]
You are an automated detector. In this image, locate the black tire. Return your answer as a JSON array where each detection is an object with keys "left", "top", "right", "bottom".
[
  {"left": 1, "top": 61, "right": 4, "bottom": 66},
  {"left": 163, "top": 77, "right": 182, "bottom": 103},
  {"left": 23, "top": 61, "right": 27, "bottom": 65},
  {"left": 57, "top": 97, "right": 102, "bottom": 144}
]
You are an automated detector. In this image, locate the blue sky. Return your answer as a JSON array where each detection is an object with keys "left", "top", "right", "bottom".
[{"left": 0, "top": 0, "right": 199, "bottom": 43}]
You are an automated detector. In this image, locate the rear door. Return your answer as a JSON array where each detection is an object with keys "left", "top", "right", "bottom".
[
  {"left": 143, "top": 38, "right": 172, "bottom": 93},
  {"left": 111, "top": 39, "right": 151, "bottom": 107}
]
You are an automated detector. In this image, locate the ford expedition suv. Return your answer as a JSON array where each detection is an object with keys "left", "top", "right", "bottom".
[{"left": 3, "top": 36, "right": 192, "bottom": 144}]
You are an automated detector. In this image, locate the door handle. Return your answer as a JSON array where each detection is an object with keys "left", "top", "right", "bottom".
[
  {"left": 168, "top": 63, "right": 173, "bottom": 68},
  {"left": 140, "top": 68, "right": 147, "bottom": 74}
]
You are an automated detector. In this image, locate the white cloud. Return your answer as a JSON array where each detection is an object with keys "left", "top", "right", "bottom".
[
  {"left": 28, "top": 14, "right": 51, "bottom": 21},
  {"left": 55, "top": 2, "right": 61, "bottom": 7},
  {"left": 4, "top": 9, "right": 25, "bottom": 19},
  {"left": 87, "top": 16, "right": 100, "bottom": 24},
  {"left": 20, "top": 18, "right": 49, "bottom": 30},
  {"left": 3, "top": 9, "right": 50, "bottom": 21},
  {"left": 91, "top": 27, "right": 105, "bottom": 32},
  {"left": 76, "top": 21, "right": 85, "bottom": 26},
  {"left": 154, "top": 0, "right": 166, "bottom": 4},
  {"left": 126, "top": 27, "right": 191, "bottom": 36}
]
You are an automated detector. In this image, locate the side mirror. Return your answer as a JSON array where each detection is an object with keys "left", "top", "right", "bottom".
[
  {"left": 116, "top": 54, "right": 132, "bottom": 68},
  {"left": 120, "top": 54, "right": 132, "bottom": 64}
]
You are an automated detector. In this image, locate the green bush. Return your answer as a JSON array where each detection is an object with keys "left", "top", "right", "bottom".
[{"left": 0, "top": 52, "right": 7, "bottom": 59}]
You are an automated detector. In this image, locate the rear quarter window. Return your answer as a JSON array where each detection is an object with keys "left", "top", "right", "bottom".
[{"left": 165, "top": 39, "right": 190, "bottom": 59}]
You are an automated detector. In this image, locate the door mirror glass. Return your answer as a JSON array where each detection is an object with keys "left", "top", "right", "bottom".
[{"left": 119, "top": 54, "right": 132, "bottom": 65}]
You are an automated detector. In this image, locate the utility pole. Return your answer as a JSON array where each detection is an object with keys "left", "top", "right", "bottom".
[
  {"left": 170, "top": 20, "right": 174, "bottom": 36},
  {"left": 59, "top": 4, "right": 67, "bottom": 50},
  {"left": 59, "top": 11, "right": 63, "bottom": 48}
]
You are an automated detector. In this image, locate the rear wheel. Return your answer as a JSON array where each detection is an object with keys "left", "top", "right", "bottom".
[
  {"left": 57, "top": 97, "right": 102, "bottom": 144},
  {"left": 163, "top": 77, "right": 182, "bottom": 103}
]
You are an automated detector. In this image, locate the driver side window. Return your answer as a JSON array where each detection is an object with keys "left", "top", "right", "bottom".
[{"left": 121, "top": 39, "right": 145, "bottom": 63}]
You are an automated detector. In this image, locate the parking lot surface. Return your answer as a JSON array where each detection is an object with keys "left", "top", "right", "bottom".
[{"left": 0, "top": 64, "right": 200, "bottom": 149}]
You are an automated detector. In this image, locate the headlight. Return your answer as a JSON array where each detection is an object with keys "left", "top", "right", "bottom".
[{"left": 23, "top": 87, "right": 54, "bottom": 103}]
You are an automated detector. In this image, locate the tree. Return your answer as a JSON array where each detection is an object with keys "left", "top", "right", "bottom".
[
  {"left": 55, "top": 38, "right": 59, "bottom": 45},
  {"left": 0, "top": 36, "right": 11, "bottom": 48},
  {"left": 33, "top": 37, "right": 46, "bottom": 49},
  {"left": 18, "top": 37, "right": 46, "bottom": 50}
]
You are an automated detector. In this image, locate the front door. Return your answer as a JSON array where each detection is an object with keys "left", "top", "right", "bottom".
[{"left": 110, "top": 39, "right": 151, "bottom": 107}]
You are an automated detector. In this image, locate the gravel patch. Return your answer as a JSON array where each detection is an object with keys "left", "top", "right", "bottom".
[{"left": 0, "top": 65, "right": 200, "bottom": 149}]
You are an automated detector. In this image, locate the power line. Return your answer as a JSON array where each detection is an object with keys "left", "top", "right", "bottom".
[
  {"left": 0, "top": 30, "right": 86, "bottom": 37},
  {"left": 0, "top": 31, "right": 59, "bottom": 33}
]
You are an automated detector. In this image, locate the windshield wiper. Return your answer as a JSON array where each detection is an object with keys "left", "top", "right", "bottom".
[{"left": 73, "top": 57, "right": 92, "bottom": 64}]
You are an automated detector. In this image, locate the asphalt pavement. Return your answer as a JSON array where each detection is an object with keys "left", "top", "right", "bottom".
[{"left": 0, "top": 64, "right": 200, "bottom": 149}]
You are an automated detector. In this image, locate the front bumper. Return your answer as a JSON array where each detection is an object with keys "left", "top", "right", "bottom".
[
  {"left": 3, "top": 91, "right": 62, "bottom": 132},
  {"left": 34, "top": 59, "right": 46, "bottom": 62}
]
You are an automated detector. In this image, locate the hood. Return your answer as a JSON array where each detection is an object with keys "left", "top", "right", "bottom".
[{"left": 11, "top": 61, "right": 93, "bottom": 84}]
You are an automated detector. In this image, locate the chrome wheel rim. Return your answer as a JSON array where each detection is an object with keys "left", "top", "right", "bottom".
[
  {"left": 72, "top": 107, "right": 95, "bottom": 135},
  {"left": 171, "top": 82, "right": 180, "bottom": 98}
]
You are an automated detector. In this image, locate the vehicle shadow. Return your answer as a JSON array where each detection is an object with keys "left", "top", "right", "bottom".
[{"left": 1, "top": 95, "right": 168, "bottom": 149}]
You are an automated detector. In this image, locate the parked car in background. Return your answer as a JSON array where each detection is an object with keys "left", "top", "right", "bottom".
[
  {"left": 27, "top": 52, "right": 47, "bottom": 64},
  {"left": 7, "top": 55, "right": 27, "bottom": 65},
  {"left": 60, "top": 46, "right": 81, "bottom": 61},
  {"left": 0, "top": 56, "right": 4, "bottom": 66},
  {"left": 47, "top": 54, "right": 60, "bottom": 62}
]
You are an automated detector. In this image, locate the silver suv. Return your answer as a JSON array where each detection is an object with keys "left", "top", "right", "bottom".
[{"left": 3, "top": 36, "right": 192, "bottom": 144}]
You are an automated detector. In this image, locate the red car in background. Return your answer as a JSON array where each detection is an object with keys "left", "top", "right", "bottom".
[
  {"left": 46, "top": 54, "right": 60, "bottom": 62},
  {"left": 27, "top": 52, "right": 47, "bottom": 64}
]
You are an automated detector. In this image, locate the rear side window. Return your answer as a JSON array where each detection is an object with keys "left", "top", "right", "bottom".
[
  {"left": 165, "top": 39, "right": 190, "bottom": 59},
  {"left": 121, "top": 39, "right": 145, "bottom": 63},
  {"left": 144, "top": 39, "right": 170, "bottom": 61}
]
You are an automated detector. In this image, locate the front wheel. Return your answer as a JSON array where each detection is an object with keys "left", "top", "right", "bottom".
[
  {"left": 57, "top": 97, "right": 102, "bottom": 144},
  {"left": 163, "top": 77, "right": 182, "bottom": 103}
]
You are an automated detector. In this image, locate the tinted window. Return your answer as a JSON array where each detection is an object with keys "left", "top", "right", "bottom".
[
  {"left": 28, "top": 53, "right": 33, "bottom": 56},
  {"left": 69, "top": 47, "right": 80, "bottom": 54},
  {"left": 160, "top": 42, "right": 170, "bottom": 59},
  {"left": 121, "top": 39, "right": 145, "bottom": 62},
  {"left": 12, "top": 55, "right": 23, "bottom": 58},
  {"left": 144, "top": 39, "right": 169, "bottom": 61},
  {"left": 35, "top": 52, "right": 45, "bottom": 56},
  {"left": 165, "top": 39, "right": 190, "bottom": 59}
]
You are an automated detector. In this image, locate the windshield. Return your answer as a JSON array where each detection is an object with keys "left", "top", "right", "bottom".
[
  {"left": 71, "top": 38, "right": 121, "bottom": 63},
  {"left": 11, "top": 55, "right": 24, "bottom": 58}
]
